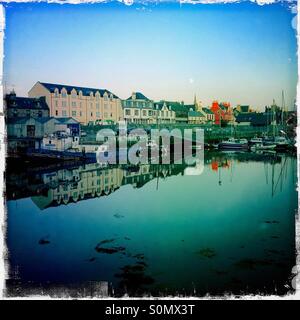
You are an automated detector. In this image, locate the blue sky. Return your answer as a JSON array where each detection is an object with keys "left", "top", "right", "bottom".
[{"left": 2, "top": 1, "right": 298, "bottom": 110}]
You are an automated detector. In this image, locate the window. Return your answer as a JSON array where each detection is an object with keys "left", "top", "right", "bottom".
[
  {"left": 91, "top": 112, "right": 93, "bottom": 117},
  {"left": 148, "top": 110, "right": 152, "bottom": 116},
  {"left": 80, "top": 111, "right": 82, "bottom": 117},
  {"left": 96, "top": 112, "right": 100, "bottom": 117},
  {"left": 104, "top": 94, "right": 108, "bottom": 101},
  {"left": 55, "top": 110, "right": 58, "bottom": 116},
  {"left": 72, "top": 102, "right": 76, "bottom": 107},
  {"left": 55, "top": 101, "right": 58, "bottom": 107},
  {"left": 54, "top": 89, "right": 59, "bottom": 98},
  {"left": 104, "top": 104, "right": 108, "bottom": 110},
  {"left": 62, "top": 101, "right": 67, "bottom": 107},
  {"left": 80, "top": 102, "right": 82, "bottom": 108},
  {"left": 143, "top": 110, "right": 147, "bottom": 116},
  {"left": 72, "top": 111, "right": 76, "bottom": 117},
  {"left": 96, "top": 103, "right": 100, "bottom": 109},
  {"left": 62, "top": 110, "right": 67, "bottom": 116},
  {"left": 90, "top": 103, "right": 93, "bottom": 108},
  {"left": 135, "top": 110, "right": 139, "bottom": 116},
  {"left": 62, "top": 91, "right": 67, "bottom": 98},
  {"left": 125, "top": 109, "right": 131, "bottom": 116}
]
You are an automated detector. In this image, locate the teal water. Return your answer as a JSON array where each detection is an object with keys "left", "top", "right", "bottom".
[{"left": 6, "top": 151, "right": 297, "bottom": 296}]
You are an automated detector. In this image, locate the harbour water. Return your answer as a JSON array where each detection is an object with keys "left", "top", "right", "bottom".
[{"left": 6, "top": 151, "right": 297, "bottom": 296}]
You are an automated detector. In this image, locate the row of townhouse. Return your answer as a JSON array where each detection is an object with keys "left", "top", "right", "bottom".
[
  {"left": 122, "top": 92, "right": 176, "bottom": 124},
  {"left": 26, "top": 81, "right": 221, "bottom": 126}
]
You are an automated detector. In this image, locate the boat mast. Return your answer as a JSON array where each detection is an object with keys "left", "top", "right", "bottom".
[
  {"left": 272, "top": 99, "right": 276, "bottom": 138},
  {"left": 281, "top": 90, "right": 285, "bottom": 127}
]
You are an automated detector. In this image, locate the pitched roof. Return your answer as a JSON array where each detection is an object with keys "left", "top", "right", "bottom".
[
  {"left": 153, "top": 102, "right": 165, "bottom": 110},
  {"left": 240, "top": 105, "right": 250, "bottom": 113},
  {"left": 188, "top": 111, "right": 205, "bottom": 117},
  {"left": 6, "top": 94, "right": 49, "bottom": 110},
  {"left": 202, "top": 107, "right": 214, "bottom": 115},
  {"left": 55, "top": 117, "right": 79, "bottom": 124},
  {"left": 7, "top": 116, "right": 55, "bottom": 124},
  {"left": 39, "top": 82, "right": 119, "bottom": 99},
  {"left": 184, "top": 104, "right": 196, "bottom": 111},
  {"left": 235, "top": 112, "right": 272, "bottom": 126},
  {"left": 235, "top": 113, "right": 254, "bottom": 123},
  {"left": 126, "top": 92, "right": 150, "bottom": 101}
]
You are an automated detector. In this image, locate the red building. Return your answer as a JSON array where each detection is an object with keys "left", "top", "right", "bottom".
[{"left": 210, "top": 101, "right": 233, "bottom": 125}]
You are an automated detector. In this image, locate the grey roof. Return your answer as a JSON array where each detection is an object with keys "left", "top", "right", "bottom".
[
  {"left": 154, "top": 102, "right": 172, "bottom": 110},
  {"left": 7, "top": 116, "right": 54, "bottom": 124},
  {"left": 126, "top": 92, "right": 150, "bottom": 101},
  {"left": 39, "top": 82, "right": 119, "bottom": 99},
  {"left": 188, "top": 111, "right": 205, "bottom": 117},
  {"left": 184, "top": 104, "right": 196, "bottom": 110},
  {"left": 235, "top": 113, "right": 254, "bottom": 123},
  {"left": 156, "top": 101, "right": 194, "bottom": 116},
  {"left": 5, "top": 94, "right": 49, "bottom": 110},
  {"left": 55, "top": 117, "right": 79, "bottom": 124},
  {"left": 202, "top": 107, "right": 214, "bottom": 115},
  {"left": 240, "top": 105, "right": 250, "bottom": 113},
  {"left": 235, "top": 112, "right": 272, "bottom": 126}
]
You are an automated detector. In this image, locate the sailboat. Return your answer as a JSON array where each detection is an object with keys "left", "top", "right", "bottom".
[{"left": 263, "top": 94, "right": 290, "bottom": 150}]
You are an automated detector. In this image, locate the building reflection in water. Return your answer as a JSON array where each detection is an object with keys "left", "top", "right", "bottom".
[
  {"left": 6, "top": 151, "right": 292, "bottom": 210},
  {"left": 5, "top": 150, "right": 297, "bottom": 296}
]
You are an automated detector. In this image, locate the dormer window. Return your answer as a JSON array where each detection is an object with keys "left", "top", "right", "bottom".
[
  {"left": 71, "top": 89, "right": 77, "bottom": 99},
  {"left": 90, "top": 92, "right": 94, "bottom": 99},
  {"left": 79, "top": 90, "right": 83, "bottom": 98},
  {"left": 104, "top": 93, "right": 108, "bottom": 101},
  {"left": 61, "top": 88, "right": 67, "bottom": 98},
  {"left": 95, "top": 92, "right": 100, "bottom": 100},
  {"left": 54, "top": 88, "right": 59, "bottom": 98}
]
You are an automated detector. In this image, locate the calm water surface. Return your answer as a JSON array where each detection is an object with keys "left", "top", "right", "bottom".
[{"left": 6, "top": 151, "right": 297, "bottom": 296}]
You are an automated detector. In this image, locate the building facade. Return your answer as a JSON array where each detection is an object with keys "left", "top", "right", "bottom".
[
  {"left": 210, "top": 101, "right": 234, "bottom": 126},
  {"left": 122, "top": 92, "right": 155, "bottom": 124},
  {"left": 154, "top": 101, "right": 176, "bottom": 124},
  {"left": 200, "top": 107, "right": 215, "bottom": 123},
  {"left": 187, "top": 110, "right": 206, "bottom": 124},
  {"left": 5, "top": 92, "right": 50, "bottom": 119},
  {"left": 28, "top": 81, "right": 123, "bottom": 125},
  {"left": 122, "top": 93, "right": 176, "bottom": 124}
]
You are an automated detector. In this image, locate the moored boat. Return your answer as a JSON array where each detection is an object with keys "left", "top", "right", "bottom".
[
  {"left": 250, "top": 143, "right": 276, "bottom": 152},
  {"left": 249, "top": 137, "right": 263, "bottom": 145},
  {"left": 218, "top": 138, "right": 249, "bottom": 150},
  {"left": 274, "top": 136, "right": 290, "bottom": 150}
]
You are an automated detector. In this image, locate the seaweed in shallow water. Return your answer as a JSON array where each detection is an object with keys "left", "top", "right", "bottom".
[
  {"left": 95, "top": 245, "right": 126, "bottom": 254},
  {"left": 97, "top": 238, "right": 116, "bottom": 246},
  {"left": 195, "top": 248, "right": 216, "bottom": 258}
]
